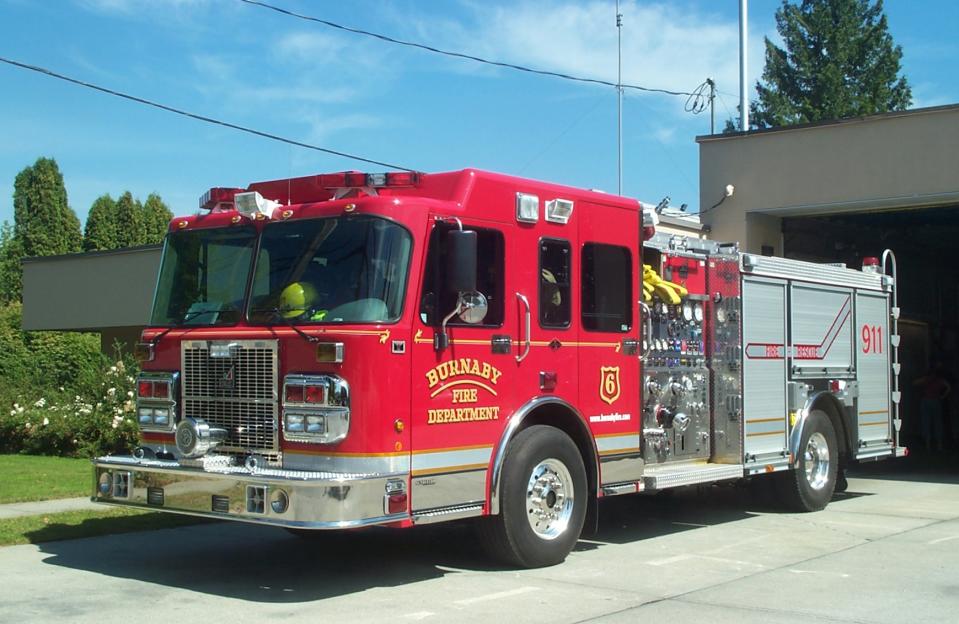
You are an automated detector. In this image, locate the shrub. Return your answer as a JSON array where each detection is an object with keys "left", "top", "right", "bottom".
[
  {"left": 0, "top": 303, "right": 105, "bottom": 407},
  {"left": 0, "top": 357, "right": 140, "bottom": 458}
]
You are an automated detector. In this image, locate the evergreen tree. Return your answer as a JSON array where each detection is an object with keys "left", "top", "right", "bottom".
[
  {"left": 752, "top": 0, "right": 912, "bottom": 129},
  {"left": 0, "top": 222, "right": 24, "bottom": 304},
  {"left": 113, "top": 191, "right": 145, "bottom": 248},
  {"left": 13, "top": 157, "right": 82, "bottom": 257},
  {"left": 83, "top": 194, "right": 119, "bottom": 252},
  {"left": 141, "top": 193, "right": 173, "bottom": 244}
]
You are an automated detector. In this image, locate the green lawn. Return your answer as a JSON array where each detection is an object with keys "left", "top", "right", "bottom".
[
  {"left": 0, "top": 454, "right": 92, "bottom": 503},
  {"left": 0, "top": 507, "right": 209, "bottom": 546}
]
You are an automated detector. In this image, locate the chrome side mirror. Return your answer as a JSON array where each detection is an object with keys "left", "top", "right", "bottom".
[{"left": 457, "top": 291, "right": 488, "bottom": 324}]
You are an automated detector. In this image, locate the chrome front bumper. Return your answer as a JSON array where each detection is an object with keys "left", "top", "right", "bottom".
[{"left": 93, "top": 455, "right": 408, "bottom": 529}]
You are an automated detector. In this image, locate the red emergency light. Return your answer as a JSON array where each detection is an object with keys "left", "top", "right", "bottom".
[
  {"left": 316, "top": 171, "right": 420, "bottom": 190},
  {"left": 199, "top": 187, "right": 245, "bottom": 211}
]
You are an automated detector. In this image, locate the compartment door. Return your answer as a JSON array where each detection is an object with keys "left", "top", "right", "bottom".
[
  {"left": 855, "top": 292, "right": 892, "bottom": 451},
  {"left": 742, "top": 278, "right": 788, "bottom": 462},
  {"left": 789, "top": 284, "right": 854, "bottom": 377}
]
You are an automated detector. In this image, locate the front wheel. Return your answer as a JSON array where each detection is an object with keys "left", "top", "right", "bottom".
[
  {"left": 778, "top": 409, "right": 838, "bottom": 511},
  {"left": 478, "top": 425, "right": 587, "bottom": 568}
]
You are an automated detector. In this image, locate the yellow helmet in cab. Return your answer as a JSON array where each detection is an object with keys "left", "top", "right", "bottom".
[{"left": 279, "top": 282, "right": 316, "bottom": 319}]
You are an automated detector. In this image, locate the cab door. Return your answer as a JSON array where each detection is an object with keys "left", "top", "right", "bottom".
[
  {"left": 576, "top": 202, "right": 643, "bottom": 487},
  {"left": 409, "top": 218, "right": 514, "bottom": 514}
]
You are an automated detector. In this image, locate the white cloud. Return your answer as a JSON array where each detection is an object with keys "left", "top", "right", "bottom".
[
  {"left": 420, "top": 2, "right": 738, "bottom": 91},
  {"left": 191, "top": 53, "right": 355, "bottom": 106},
  {"left": 300, "top": 111, "right": 383, "bottom": 145},
  {"left": 406, "top": 1, "right": 768, "bottom": 117}
]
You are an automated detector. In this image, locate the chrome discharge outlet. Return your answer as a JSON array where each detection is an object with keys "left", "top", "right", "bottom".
[{"left": 175, "top": 417, "right": 228, "bottom": 458}]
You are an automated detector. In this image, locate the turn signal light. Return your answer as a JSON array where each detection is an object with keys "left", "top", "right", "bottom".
[
  {"left": 138, "top": 380, "right": 154, "bottom": 398},
  {"left": 305, "top": 385, "right": 326, "bottom": 404},
  {"left": 285, "top": 385, "right": 304, "bottom": 403}
]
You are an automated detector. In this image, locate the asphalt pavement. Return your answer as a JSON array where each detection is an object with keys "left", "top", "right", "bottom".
[{"left": 0, "top": 453, "right": 957, "bottom": 623}]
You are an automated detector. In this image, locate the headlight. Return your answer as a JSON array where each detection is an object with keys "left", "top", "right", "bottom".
[
  {"left": 153, "top": 408, "right": 170, "bottom": 426},
  {"left": 285, "top": 413, "right": 305, "bottom": 433},
  {"left": 283, "top": 408, "right": 348, "bottom": 443},
  {"left": 98, "top": 472, "right": 112, "bottom": 496},
  {"left": 305, "top": 414, "right": 325, "bottom": 434}
]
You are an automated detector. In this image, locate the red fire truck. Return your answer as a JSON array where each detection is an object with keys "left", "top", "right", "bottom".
[{"left": 94, "top": 168, "right": 904, "bottom": 567}]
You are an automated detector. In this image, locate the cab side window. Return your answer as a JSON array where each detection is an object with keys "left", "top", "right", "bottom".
[
  {"left": 420, "top": 224, "right": 505, "bottom": 326},
  {"left": 539, "top": 239, "right": 571, "bottom": 328},
  {"left": 581, "top": 243, "right": 631, "bottom": 332}
]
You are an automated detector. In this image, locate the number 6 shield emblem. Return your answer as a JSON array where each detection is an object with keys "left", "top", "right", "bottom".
[{"left": 599, "top": 366, "right": 621, "bottom": 405}]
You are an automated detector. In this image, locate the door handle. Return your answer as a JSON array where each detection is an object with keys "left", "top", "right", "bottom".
[
  {"left": 640, "top": 301, "right": 652, "bottom": 361},
  {"left": 516, "top": 292, "right": 531, "bottom": 362}
]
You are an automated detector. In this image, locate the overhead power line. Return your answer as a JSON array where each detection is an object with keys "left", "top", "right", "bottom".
[
  {"left": 0, "top": 56, "right": 414, "bottom": 172},
  {"left": 238, "top": 0, "right": 697, "bottom": 97}
]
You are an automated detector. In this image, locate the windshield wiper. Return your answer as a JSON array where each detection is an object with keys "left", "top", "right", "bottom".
[
  {"left": 149, "top": 308, "right": 229, "bottom": 347},
  {"left": 268, "top": 307, "right": 319, "bottom": 344}
]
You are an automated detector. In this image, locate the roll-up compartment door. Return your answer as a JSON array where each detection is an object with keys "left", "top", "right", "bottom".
[{"left": 742, "top": 278, "right": 788, "bottom": 461}]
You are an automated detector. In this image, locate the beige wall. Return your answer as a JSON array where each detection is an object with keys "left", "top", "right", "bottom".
[
  {"left": 698, "top": 105, "right": 959, "bottom": 253},
  {"left": 22, "top": 245, "right": 161, "bottom": 332},
  {"left": 656, "top": 215, "right": 704, "bottom": 239}
]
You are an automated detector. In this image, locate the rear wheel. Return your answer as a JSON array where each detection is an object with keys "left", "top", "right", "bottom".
[
  {"left": 478, "top": 425, "right": 587, "bottom": 568},
  {"left": 779, "top": 410, "right": 838, "bottom": 511}
]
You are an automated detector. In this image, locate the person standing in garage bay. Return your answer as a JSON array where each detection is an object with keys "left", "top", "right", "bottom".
[{"left": 914, "top": 360, "right": 951, "bottom": 451}]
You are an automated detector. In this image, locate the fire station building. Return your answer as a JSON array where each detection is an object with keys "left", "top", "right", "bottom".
[{"left": 697, "top": 103, "right": 959, "bottom": 436}]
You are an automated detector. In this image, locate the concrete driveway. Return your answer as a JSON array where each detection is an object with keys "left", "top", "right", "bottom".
[{"left": 1, "top": 456, "right": 957, "bottom": 623}]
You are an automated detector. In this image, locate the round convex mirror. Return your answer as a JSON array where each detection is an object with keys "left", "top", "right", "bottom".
[{"left": 457, "top": 291, "right": 489, "bottom": 324}]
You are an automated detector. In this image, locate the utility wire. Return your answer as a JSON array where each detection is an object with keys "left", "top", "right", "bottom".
[
  {"left": 238, "top": 0, "right": 697, "bottom": 97},
  {"left": 0, "top": 55, "right": 415, "bottom": 172}
]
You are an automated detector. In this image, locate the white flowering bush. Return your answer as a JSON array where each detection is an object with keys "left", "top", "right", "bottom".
[{"left": 0, "top": 356, "right": 140, "bottom": 457}]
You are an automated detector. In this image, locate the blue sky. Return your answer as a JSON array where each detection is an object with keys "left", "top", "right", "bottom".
[{"left": 1, "top": 0, "right": 957, "bottom": 227}]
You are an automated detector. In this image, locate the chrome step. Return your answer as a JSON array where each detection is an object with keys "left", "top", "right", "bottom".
[
  {"left": 412, "top": 503, "right": 484, "bottom": 525},
  {"left": 643, "top": 463, "right": 744, "bottom": 490},
  {"left": 602, "top": 482, "right": 641, "bottom": 496}
]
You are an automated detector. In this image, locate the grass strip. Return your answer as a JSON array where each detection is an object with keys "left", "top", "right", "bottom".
[
  {"left": 0, "top": 507, "right": 209, "bottom": 547},
  {"left": 0, "top": 454, "right": 92, "bottom": 503}
]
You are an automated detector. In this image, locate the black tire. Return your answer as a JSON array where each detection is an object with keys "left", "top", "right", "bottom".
[
  {"left": 478, "top": 425, "right": 587, "bottom": 568},
  {"left": 778, "top": 410, "right": 838, "bottom": 512}
]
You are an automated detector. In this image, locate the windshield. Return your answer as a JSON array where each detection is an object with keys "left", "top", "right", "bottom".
[
  {"left": 150, "top": 226, "right": 257, "bottom": 326},
  {"left": 248, "top": 215, "right": 412, "bottom": 324}
]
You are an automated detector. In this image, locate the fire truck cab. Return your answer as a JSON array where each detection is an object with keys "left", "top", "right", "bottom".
[{"left": 94, "top": 168, "right": 903, "bottom": 568}]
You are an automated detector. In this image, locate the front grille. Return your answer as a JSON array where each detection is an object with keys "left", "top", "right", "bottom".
[{"left": 181, "top": 340, "right": 279, "bottom": 459}]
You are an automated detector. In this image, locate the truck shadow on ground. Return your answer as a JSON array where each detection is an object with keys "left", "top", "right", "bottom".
[{"left": 32, "top": 480, "right": 871, "bottom": 603}]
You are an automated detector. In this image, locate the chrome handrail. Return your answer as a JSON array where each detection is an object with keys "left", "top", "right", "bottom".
[{"left": 516, "top": 292, "right": 531, "bottom": 362}]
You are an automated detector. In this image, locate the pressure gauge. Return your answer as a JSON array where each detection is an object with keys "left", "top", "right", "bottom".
[
  {"left": 694, "top": 303, "right": 704, "bottom": 322},
  {"left": 682, "top": 303, "right": 693, "bottom": 322},
  {"left": 716, "top": 307, "right": 727, "bottom": 324}
]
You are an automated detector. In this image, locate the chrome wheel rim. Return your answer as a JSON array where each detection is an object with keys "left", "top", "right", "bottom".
[
  {"left": 526, "top": 458, "right": 574, "bottom": 540},
  {"left": 804, "top": 432, "right": 831, "bottom": 491}
]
